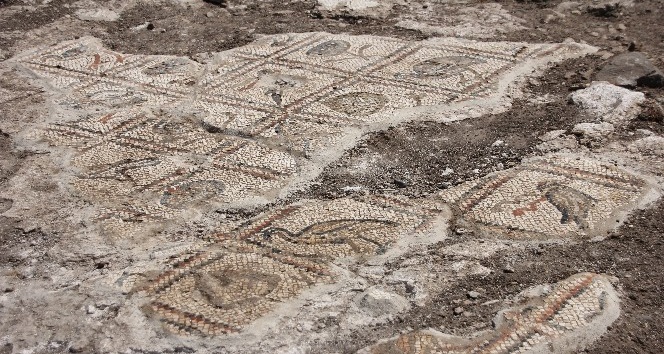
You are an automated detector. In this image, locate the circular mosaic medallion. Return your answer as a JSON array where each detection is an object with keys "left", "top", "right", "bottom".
[
  {"left": 306, "top": 40, "right": 351, "bottom": 57},
  {"left": 412, "top": 56, "right": 483, "bottom": 77},
  {"left": 323, "top": 92, "right": 387, "bottom": 117}
]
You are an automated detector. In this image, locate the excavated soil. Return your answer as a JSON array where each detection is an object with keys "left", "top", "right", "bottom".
[
  {"left": 103, "top": 0, "right": 427, "bottom": 57},
  {"left": 296, "top": 56, "right": 597, "bottom": 200}
]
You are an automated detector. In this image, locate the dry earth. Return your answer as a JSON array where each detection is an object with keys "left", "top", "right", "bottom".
[{"left": 0, "top": 0, "right": 663, "bottom": 353}]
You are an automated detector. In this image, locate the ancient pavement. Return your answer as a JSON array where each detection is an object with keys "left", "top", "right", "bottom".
[{"left": 0, "top": 1, "right": 663, "bottom": 353}]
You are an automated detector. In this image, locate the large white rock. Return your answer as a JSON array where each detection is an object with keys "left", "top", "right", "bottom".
[
  {"left": 569, "top": 81, "right": 645, "bottom": 125},
  {"left": 572, "top": 122, "right": 615, "bottom": 140}
]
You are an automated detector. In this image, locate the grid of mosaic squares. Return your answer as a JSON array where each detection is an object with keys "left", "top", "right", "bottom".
[
  {"left": 16, "top": 33, "right": 584, "bottom": 228},
  {"left": 362, "top": 273, "right": 617, "bottom": 354},
  {"left": 12, "top": 34, "right": 635, "bottom": 344}
]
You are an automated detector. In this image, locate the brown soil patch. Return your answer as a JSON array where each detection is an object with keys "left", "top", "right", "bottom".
[
  {"left": 103, "top": 0, "right": 426, "bottom": 57},
  {"left": 295, "top": 56, "right": 596, "bottom": 200}
]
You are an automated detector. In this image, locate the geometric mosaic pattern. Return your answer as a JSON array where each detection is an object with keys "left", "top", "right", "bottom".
[
  {"left": 439, "top": 155, "right": 646, "bottom": 240},
  {"left": 14, "top": 33, "right": 587, "bottom": 229},
  {"left": 145, "top": 195, "right": 444, "bottom": 335},
  {"left": 362, "top": 272, "right": 619, "bottom": 354}
]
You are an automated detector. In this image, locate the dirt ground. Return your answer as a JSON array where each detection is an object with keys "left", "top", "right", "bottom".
[
  {"left": 2, "top": 0, "right": 663, "bottom": 60},
  {"left": 1, "top": 0, "right": 664, "bottom": 353}
]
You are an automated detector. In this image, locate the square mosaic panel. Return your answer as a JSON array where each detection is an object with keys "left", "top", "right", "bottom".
[
  {"left": 276, "top": 34, "right": 406, "bottom": 73},
  {"left": 17, "top": 39, "right": 197, "bottom": 108},
  {"left": 368, "top": 44, "right": 516, "bottom": 94},
  {"left": 439, "top": 155, "right": 647, "bottom": 240},
  {"left": 42, "top": 109, "right": 297, "bottom": 221}
]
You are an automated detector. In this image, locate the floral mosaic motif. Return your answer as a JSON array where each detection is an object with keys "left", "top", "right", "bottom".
[
  {"left": 146, "top": 196, "right": 443, "bottom": 335},
  {"left": 439, "top": 155, "right": 646, "bottom": 240},
  {"left": 13, "top": 33, "right": 587, "bottom": 229},
  {"left": 362, "top": 273, "right": 619, "bottom": 354}
]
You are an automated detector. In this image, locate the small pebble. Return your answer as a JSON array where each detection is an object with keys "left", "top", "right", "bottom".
[
  {"left": 455, "top": 228, "right": 468, "bottom": 235},
  {"left": 86, "top": 304, "right": 96, "bottom": 314},
  {"left": 393, "top": 179, "right": 408, "bottom": 188}
]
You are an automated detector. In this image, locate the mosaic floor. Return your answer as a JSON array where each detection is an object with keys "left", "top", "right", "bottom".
[
  {"left": 12, "top": 33, "right": 589, "bottom": 232},
  {"left": 362, "top": 273, "right": 619, "bottom": 354},
  {"left": 6, "top": 32, "right": 644, "bottom": 352}
]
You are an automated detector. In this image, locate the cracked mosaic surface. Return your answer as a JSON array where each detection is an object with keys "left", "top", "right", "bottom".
[
  {"left": 362, "top": 273, "right": 618, "bottom": 354},
  {"left": 146, "top": 195, "right": 443, "bottom": 335},
  {"left": 14, "top": 33, "right": 587, "bottom": 230},
  {"left": 9, "top": 32, "right": 632, "bottom": 348},
  {"left": 439, "top": 155, "right": 647, "bottom": 240}
]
